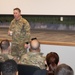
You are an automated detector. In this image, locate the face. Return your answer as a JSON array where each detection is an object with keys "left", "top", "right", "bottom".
[{"left": 13, "top": 10, "right": 21, "bottom": 20}]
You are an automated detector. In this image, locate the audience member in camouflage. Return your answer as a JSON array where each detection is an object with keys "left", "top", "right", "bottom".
[
  {"left": 8, "top": 8, "right": 30, "bottom": 57},
  {"left": 21, "top": 39, "right": 45, "bottom": 69},
  {"left": 0, "top": 54, "right": 13, "bottom": 62},
  {"left": 0, "top": 40, "right": 13, "bottom": 62},
  {"left": 0, "top": 39, "right": 20, "bottom": 63}
]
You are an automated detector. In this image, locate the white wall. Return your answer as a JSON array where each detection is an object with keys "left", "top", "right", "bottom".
[
  {"left": 0, "top": 0, "right": 75, "bottom": 15},
  {"left": 40, "top": 44, "right": 75, "bottom": 73}
]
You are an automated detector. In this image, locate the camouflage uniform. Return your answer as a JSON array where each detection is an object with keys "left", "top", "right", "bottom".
[
  {"left": 0, "top": 54, "right": 14, "bottom": 62},
  {"left": 21, "top": 52, "right": 45, "bottom": 69},
  {"left": 9, "top": 16, "right": 30, "bottom": 57}
]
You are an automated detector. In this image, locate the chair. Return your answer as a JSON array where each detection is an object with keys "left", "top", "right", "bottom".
[
  {"left": 0, "top": 62, "right": 3, "bottom": 72},
  {"left": 18, "top": 64, "right": 41, "bottom": 75}
]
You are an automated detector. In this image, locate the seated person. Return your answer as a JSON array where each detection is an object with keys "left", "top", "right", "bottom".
[
  {"left": 21, "top": 39, "right": 45, "bottom": 69},
  {"left": 1, "top": 59, "right": 18, "bottom": 75},
  {"left": 33, "top": 52, "right": 59, "bottom": 75},
  {"left": 0, "top": 39, "right": 13, "bottom": 62},
  {"left": 46, "top": 52, "right": 59, "bottom": 73},
  {"left": 55, "top": 64, "right": 74, "bottom": 75}
]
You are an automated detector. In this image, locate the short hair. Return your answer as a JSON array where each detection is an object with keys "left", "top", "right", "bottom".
[
  {"left": 30, "top": 40, "right": 40, "bottom": 50},
  {"left": 1, "top": 59, "right": 18, "bottom": 75},
  {"left": 31, "top": 38, "right": 37, "bottom": 40},
  {"left": 13, "top": 8, "right": 21, "bottom": 13},
  {"left": 46, "top": 52, "right": 59, "bottom": 66},
  {"left": 55, "top": 64, "right": 74, "bottom": 75},
  {"left": 0, "top": 40, "right": 10, "bottom": 50}
]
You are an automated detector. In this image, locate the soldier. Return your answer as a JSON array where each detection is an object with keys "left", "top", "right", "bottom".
[
  {"left": 21, "top": 39, "right": 45, "bottom": 69},
  {"left": 8, "top": 8, "right": 30, "bottom": 58},
  {"left": 0, "top": 40, "right": 13, "bottom": 62},
  {"left": 0, "top": 39, "right": 20, "bottom": 63}
]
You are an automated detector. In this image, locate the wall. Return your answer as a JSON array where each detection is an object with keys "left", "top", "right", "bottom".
[
  {"left": 40, "top": 44, "right": 75, "bottom": 73},
  {"left": 0, "top": 0, "right": 75, "bottom": 15}
]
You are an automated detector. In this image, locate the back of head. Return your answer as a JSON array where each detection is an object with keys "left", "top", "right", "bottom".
[
  {"left": 1, "top": 59, "right": 18, "bottom": 75},
  {"left": 46, "top": 52, "right": 59, "bottom": 67},
  {"left": 55, "top": 64, "right": 74, "bottom": 75},
  {"left": 46, "top": 52, "right": 59, "bottom": 75},
  {"left": 30, "top": 39, "right": 40, "bottom": 51},
  {"left": 0, "top": 40, "right": 10, "bottom": 51}
]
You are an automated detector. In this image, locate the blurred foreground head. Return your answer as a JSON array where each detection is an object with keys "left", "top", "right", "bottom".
[
  {"left": 55, "top": 64, "right": 74, "bottom": 75},
  {"left": 1, "top": 59, "right": 18, "bottom": 75}
]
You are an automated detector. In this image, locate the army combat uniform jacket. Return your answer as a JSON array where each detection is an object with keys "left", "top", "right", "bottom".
[
  {"left": 21, "top": 52, "right": 45, "bottom": 69},
  {"left": 9, "top": 16, "right": 30, "bottom": 57}
]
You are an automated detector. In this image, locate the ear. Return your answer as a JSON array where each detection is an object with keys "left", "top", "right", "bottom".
[{"left": 16, "top": 71, "right": 18, "bottom": 75}]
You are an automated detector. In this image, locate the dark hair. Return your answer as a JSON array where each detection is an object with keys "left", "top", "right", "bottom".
[
  {"left": 13, "top": 8, "right": 21, "bottom": 13},
  {"left": 46, "top": 52, "right": 59, "bottom": 75},
  {"left": 0, "top": 40, "right": 10, "bottom": 50},
  {"left": 46, "top": 52, "right": 59, "bottom": 66},
  {"left": 31, "top": 38, "right": 37, "bottom": 40},
  {"left": 1, "top": 59, "right": 18, "bottom": 75},
  {"left": 55, "top": 64, "right": 74, "bottom": 75}
]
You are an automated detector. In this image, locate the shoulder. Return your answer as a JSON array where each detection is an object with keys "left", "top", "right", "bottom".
[
  {"left": 36, "top": 54, "right": 45, "bottom": 60},
  {"left": 21, "top": 54, "right": 28, "bottom": 59},
  {"left": 22, "top": 17, "right": 28, "bottom": 22},
  {"left": 21, "top": 53, "right": 29, "bottom": 64},
  {"left": 0, "top": 54, "right": 6, "bottom": 62},
  {"left": 10, "top": 19, "right": 15, "bottom": 25},
  {"left": 7, "top": 54, "right": 14, "bottom": 59},
  {"left": 21, "top": 17, "right": 29, "bottom": 24},
  {"left": 21, "top": 52, "right": 33, "bottom": 60}
]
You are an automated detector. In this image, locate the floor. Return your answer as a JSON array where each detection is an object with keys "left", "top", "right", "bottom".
[{"left": 0, "top": 28, "right": 75, "bottom": 43}]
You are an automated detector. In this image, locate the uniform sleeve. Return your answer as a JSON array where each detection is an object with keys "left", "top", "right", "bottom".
[
  {"left": 39, "top": 56, "right": 46, "bottom": 69},
  {"left": 9, "top": 20, "right": 14, "bottom": 31},
  {"left": 24, "top": 20, "right": 30, "bottom": 43}
]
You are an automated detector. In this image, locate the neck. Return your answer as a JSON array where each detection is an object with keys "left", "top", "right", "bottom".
[
  {"left": 31, "top": 50, "right": 40, "bottom": 53},
  {"left": 15, "top": 16, "right": 21, "bottom": 20},
  {"left": 2, "top": 50, "right": 9, "bottom": 54}
]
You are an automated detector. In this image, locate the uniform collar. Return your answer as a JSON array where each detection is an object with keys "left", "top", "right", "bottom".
[
  {"left": 14, "top": 16, "right": 22, "bottom": 22},
  {"left": 28, "top": 52, "right": 43, "bottom": 56}
]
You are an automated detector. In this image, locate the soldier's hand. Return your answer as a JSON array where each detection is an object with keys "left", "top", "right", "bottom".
[
  {"left": 24, "top": 44, "right": 29, "bottom": 49},
  {"left": 8, "top": 30, "right": 10, "bottom": 35},
  {"left": 8, "top": 30, "right": 13, "bottom": 36}
]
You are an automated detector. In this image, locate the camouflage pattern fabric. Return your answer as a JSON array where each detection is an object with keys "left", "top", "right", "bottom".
[
  {"left": 0, "top": 54, "right": 13, "bottom": 62},
  {"left": 21, "top": 52, "right": 45, "bottom": 69},
  {"left": 9, "top": 16, "right": 30, "bottom": 57}
]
